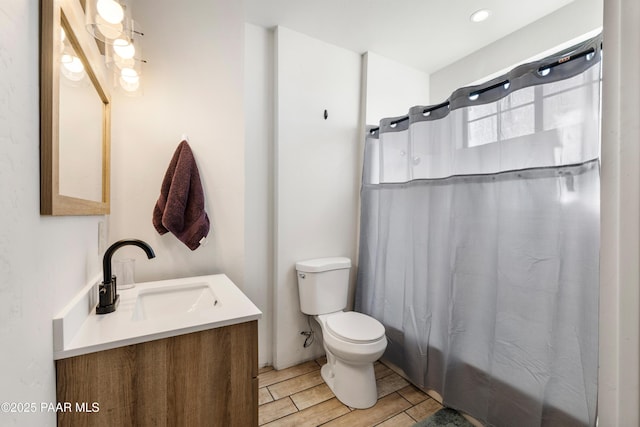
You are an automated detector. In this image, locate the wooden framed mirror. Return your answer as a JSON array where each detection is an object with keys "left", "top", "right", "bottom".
[{"left": 41, "top": 0, "right": 111, "bottom": 215}]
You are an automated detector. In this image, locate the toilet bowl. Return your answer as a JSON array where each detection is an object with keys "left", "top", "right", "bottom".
[
  {"left": 296, "top": 257, "right": 388, "bottom": 409},
  {"left": 315, "top": 312, "right": 387, "bottom": 409}
]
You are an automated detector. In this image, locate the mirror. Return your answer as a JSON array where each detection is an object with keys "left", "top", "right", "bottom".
[
  {"left": 41, "top": 0, "right": 111, "bottom": 215},
  {"left": 58, "top": 34, "right": 104, "bottom": 202}
]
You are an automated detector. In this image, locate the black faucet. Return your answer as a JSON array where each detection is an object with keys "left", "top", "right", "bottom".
[{"left": 96, "top": 239, "right": 156, "bottom": 314}]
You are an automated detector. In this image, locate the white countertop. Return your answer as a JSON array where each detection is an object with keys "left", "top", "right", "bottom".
[{"left": 53, "top": 274, "right": 261, "bottom": 360}]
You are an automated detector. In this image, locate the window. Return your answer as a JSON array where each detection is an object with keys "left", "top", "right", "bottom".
[{"left": 463, "top": 71, "right": 600, "bottom": 148}]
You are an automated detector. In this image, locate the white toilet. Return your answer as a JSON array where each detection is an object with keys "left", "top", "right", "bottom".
[{"left": 296, "top": 257, "right": 387, "bottom": 409}]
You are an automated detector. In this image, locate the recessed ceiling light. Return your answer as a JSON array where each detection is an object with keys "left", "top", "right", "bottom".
[{"left": 470, "top": 9, "right": 491, "bottom": 23}]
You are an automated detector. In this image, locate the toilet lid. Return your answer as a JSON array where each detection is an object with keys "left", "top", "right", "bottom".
[{"left": 326, "top": 312, "right": 385, "bottom": 344}]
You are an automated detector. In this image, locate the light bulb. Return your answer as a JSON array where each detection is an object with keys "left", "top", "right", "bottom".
[
  {"left": 61, "top": 55, "right": 85, "bottom": 81},
  {"left": 63, "top": 56, "right": 84, "bottom": 73},
  {"left": 113, "top": 38, "right": 135, "bottom": 59},
  {"left": 60, "top": 54, "right": 73, "bottom": 65},
  {"left": 95, "top": 14, "right": 123, "bottom": 39},
  {"left": 119, "top": 68, "right": 140, "bottom": 92},
  {"left": 96, "top": 0, "right": 124, "bottom": 25},
  {"left": 120, "top": 67, "right": 139, "bottom": 83},
  {"left": 119, "top": 76, "right": 140, "bottom": 92}
]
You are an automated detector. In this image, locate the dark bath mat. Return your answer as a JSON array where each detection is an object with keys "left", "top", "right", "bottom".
[{"left": 413, "top": 408, "right": 476, "bottom": 427}]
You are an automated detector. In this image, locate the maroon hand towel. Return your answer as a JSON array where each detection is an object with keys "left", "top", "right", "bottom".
[{"left": 153, "top": 140, "right": 210, "bottom": 250}]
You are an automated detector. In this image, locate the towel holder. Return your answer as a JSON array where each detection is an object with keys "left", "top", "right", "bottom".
[{"left": 181, "top": 133, "right": 189, "bottom": 142}]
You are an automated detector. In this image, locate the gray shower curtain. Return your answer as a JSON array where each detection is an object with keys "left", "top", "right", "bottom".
[{"left": 356, "top": 36, "right": 601, "bottom": 427}]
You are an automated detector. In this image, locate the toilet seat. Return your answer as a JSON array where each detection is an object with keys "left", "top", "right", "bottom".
[{"left": 325, "top": 312, "right": 385, "bottom": 344}]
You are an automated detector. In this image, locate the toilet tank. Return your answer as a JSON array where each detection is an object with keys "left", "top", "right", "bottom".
[{"left": 296, "top": 257, "right": 351, "bottom": 315}]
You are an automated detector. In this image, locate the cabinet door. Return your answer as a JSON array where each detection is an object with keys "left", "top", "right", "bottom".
[{"left": 56, "top": 321, "right": 258, "bottom": 426}]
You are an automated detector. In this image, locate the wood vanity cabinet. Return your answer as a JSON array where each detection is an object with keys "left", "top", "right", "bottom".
[{"left": 55, "top": 320, "right": 258, "bottom": 427}]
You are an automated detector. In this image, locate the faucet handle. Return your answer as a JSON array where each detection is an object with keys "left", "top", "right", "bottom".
[{"left": 96, "top": 276, "right": 119, "bottom": 314}]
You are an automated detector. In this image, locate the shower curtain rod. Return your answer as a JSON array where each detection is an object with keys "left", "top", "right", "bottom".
[{"left": 369, "top": 44, "right": 599, "bottom": 135}]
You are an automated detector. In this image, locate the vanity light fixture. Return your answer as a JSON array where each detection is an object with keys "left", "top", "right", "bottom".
[
  {"left": 470, "top": 9, "right": 491, "bottom": 23},
  {"left": 105, "top": 20, "right": 144, "bottom": 94},
  {"left": 84, "top": 0, "right": 146, "bottom": 95}
]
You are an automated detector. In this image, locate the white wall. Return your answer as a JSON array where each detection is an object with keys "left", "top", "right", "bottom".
[
  {"left": 0, "top": 1, "right": 104, "bottom": 426},
  {"left": 273, "top": 27, "right": 362, "bottom": 369},
  {"left": 244, "top": 23, "right": 274, "bottom": 367},
  {"left": 363, "top": 52, "right": 430, "bottom": 125},
  {"left": 110, "top": 0, "right": 245, "bottom": 288},
  {"left": 429, "top": 0, "right": 604, "bottom": 103}
]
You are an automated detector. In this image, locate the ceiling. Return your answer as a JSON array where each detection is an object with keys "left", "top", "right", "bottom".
[{"left": 244, "top": 0, "right": 576, "bottom": 74}]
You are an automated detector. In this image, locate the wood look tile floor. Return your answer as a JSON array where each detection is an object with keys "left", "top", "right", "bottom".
[{"left": 258, "top": 358, "right": 443, "bottom": 426}]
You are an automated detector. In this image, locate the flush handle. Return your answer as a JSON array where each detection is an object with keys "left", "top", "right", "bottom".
[{"left": 298, "top": 273, "right": 306, "bottom": 279}]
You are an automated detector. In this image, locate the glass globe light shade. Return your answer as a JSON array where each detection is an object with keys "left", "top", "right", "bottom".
[
  {"left": 119, "top": 68, "right": 140, "bottom": 92},
  {"left": 95, "top": 14, "right": 123, "bottom": 40},
  {"left": 113, "top": 38, "right": 135, "bottom": 59},
  {"left": 61, "top": 55, "right": 86, "bottom": 81},
  {"left": 96, "top": 0, "right": 124, "bottom": 25}
]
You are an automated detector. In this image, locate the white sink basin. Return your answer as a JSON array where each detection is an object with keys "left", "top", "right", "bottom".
[
  {"left": 132, "top": 282, "right": 219, "bottom": 321},
  {"left": 53, "top": 274, "right": 262, "bottom": 360}
]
